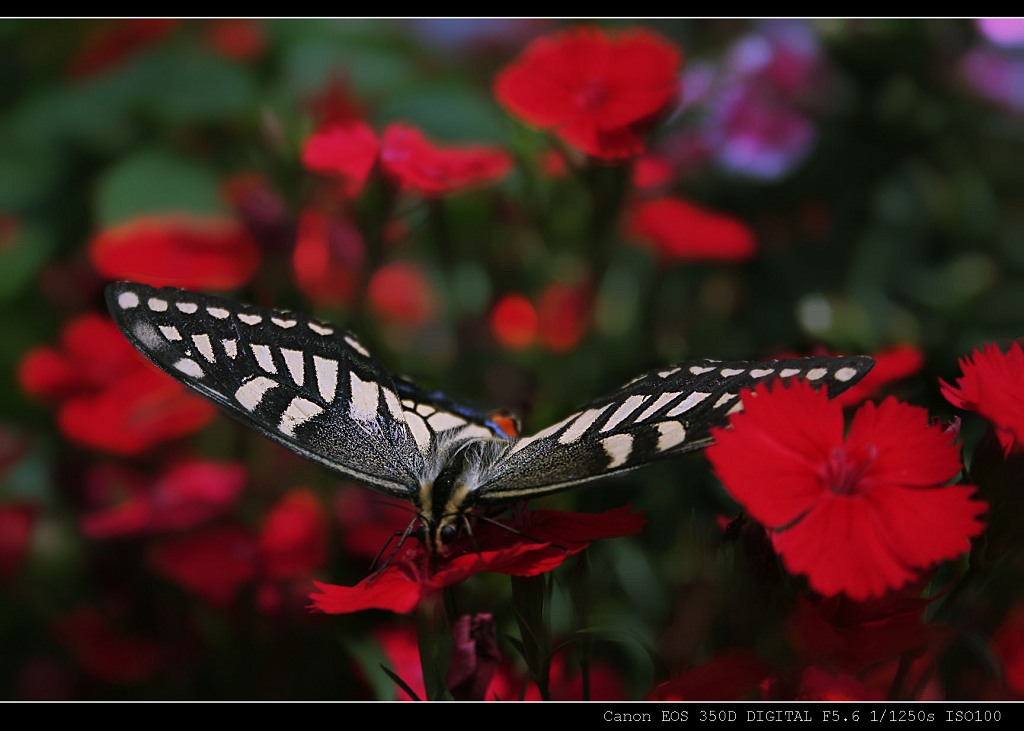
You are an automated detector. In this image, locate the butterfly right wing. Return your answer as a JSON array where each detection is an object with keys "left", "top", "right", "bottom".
[{"left": 106, "top": 281, "right": 428, "bottom": 498}]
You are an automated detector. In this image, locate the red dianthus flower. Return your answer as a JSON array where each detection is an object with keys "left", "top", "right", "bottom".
[{"left": 941, "top": 342, "right": 1024, "bottom": 456}]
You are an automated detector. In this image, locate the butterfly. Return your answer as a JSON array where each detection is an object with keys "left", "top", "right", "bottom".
[{"left": 106, "top": 281, "right": 874, "bottom": 554}]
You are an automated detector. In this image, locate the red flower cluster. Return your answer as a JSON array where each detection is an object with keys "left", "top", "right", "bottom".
[
  {"left": 88, "top": 213, "right": 260, "bottom": 290},
  {"left": 707, "top": 380, "right": 986, "bottom": 600},
  {"left": 303, "top": 121, "right": 512, "bottom": 198},
  {"left": 291, "top": 209, "right": 366, "bottom": 308},
  {"left": 311, "top": 506, "right": 645, "bottom": 615},
  {"left": 627, "top": 196, "right": 756, "bottom": 262},
  {"left": 941, "top": 342, "right": 1024, "bottom": 456},
  {"left": 490, "top": 282, "right": 592, "bottom": 352},
  {"left": 367, "top": 261, "right": 439, "bottom": 328},
  {"left": 18, "top": 314, "right": 215, "bottom": 454},
  {"left": 495, "top": 26, "right": 682, "bottom": 159},
  {"left": 81, "top": 460, "right": 246, "bottom": 539}
]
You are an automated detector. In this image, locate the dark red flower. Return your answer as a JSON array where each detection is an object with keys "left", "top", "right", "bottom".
[
  {"left": 628, "top": 196, "right": 756, "bottom": 262},
  {"left": 537, "top": 282, "right": 591, "bottom": 352},
  {"left": 707, "top": 380, "right": 986, "bottom": 600},
  {"left": 67, "top": 19, "right": 177, "bottom": 79},
  {"left": 447, "top": 614, "right": 501, "bottom": 701},
  {"left": 301, "top": 121, "right": 380, "bottom": 197},
  {"left": 367, "top": 261, "right": 438, "bottom": 328},
  {"left": 495, "top": 26, "right": 682, "bottom": 160},
  {"left": 310, "top": 506, "right": 645, "bottom": 615},
  {"left": 335, "top": 485, "right": 414, "bottom": 560},
  {"left": 202, "top": 19, "right": 266, "bottom": 62},
  {"left": 490, "top": 293, "right": 538, "bottom": 350},
  {"left": 993, "top": 604, "right": 1024, "bottom": 695},
  {"left": 88, "top": 213, "right": 260, "bottom": 290},
  {"left": 647, "top": 649, "right": 773, "bottom": 700},
  {"left": 18, "top": 314, "right": 215, "bottom": 455},
  {"left": 0, "top": 503, "right": 36, "bottom": 583},
  {"left": 259, "top": 488, "right": 328, "bottom": 580},
  {"left": 793, "top": 667, "right": 884, "bottom": 701},
  {"left": 81, "top": 460, "right": 246, "bottom": 539},
  {"left": 52, "top": 608, "right": 163, "bottom": 684},
  {"left": 292, "top": 208, "right": 366, "bottom": 307},
  {"left": 831, "top": 344, "right": 925, "bottom": 407},
  {"left": 149, "top": 525, "right": 258, "bottom": 607},
  {"left": 379, "top": 123, "right": 512, "bottom": 196},
  {"left": 222, "top": 172, "right": 295, "bottom": 254},
  {"left": 941, "top": 342, "right": 1024, "bottom": 456}
]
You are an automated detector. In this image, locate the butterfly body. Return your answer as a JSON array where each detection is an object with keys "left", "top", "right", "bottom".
[{"left": 106, "top": 282, "right": 874, "bottom": 554}]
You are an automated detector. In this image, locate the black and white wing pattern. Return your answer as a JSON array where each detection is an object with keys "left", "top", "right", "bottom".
[
  {"left": 472, "top": 354, "right": 874, "bottom": 503},
  {"left": 105, "top": 282, "right": 507, "bottom": 498}
]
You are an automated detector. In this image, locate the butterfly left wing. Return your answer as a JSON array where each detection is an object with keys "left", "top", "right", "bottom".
[{"left": 473, "top": 355, "right": 874, "bottom": 503}]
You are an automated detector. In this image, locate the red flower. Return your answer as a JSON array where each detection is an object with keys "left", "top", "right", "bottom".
[
  {"left": 993, "top": 604, "right": 1024, "bottom": 695},
  {"left": 259, "top": 488, "right": 328, "bottom": 580},
  {"left": 310, "top": 506, "right": 645, "bottom": 615},
  {"left": 647, "top": 649, "right": 773, "bottom": 700},
  {"left": 831, "top": 344, "right": 925, "bottom": 408},
  {"left": 52, "top": 608, "right": 163, "bottom": 684},
  {"left": 301, "top": 121, "right": 380, "bottom": 197},
  {"left": 81, "top": 460, "right": 246, "bottom": 539},
  {"left": 18, "top": 314, "right": 215, "bottom": 455},
  {"left": 632, "top": 154, "right": 675, "bottom": 190},
  {"left": 495, "top": 26, "right": 682, "bottom": 160},
  {"left": 941, "top": 342, "right": 1024, "bottom": 456},
  {"left": 447, "top": 614, "right": 501, "bottom": 701},
  {"left": 88, "top": 213, "right": 260, "bottom": 290},
  {"left": 0, "top": 503, "right": 36, "bottom": 583},
  {"left": 537, "top": 282, "right": 591, "bottom": 352},
  {"left": 627, "top": 196, "right": 756, "bottom": 262},
  {"left": 292, "top": 209, "right": 366, "bottom": 307},
  {"left": 335, "top": 486, "right": 414, "bottom": 560},
  {"left": 149, "top": 525, "right": 258, "bottom": 607},
  {"left": 367, "top": 261, "right": 438, "bottom": 328},
  {"left": 490, "top": 293, "right": 538, "bottom": 350},
  {"left": 67, "top": 19, "right": 177, "bottom": 79},
  {"left": 379, "top": 123, "right": 512, "bottom": 196},
  {"left": 707, "top": 380, "right": 986, "bottom": 600},
  {"left": 792, "top": 667, "right": 884, "bottom": 701},
  {"left": 202, "top": 19, "right": 266, "bottom": 62}
]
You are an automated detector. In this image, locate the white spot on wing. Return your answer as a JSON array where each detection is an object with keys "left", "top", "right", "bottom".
[
  {"left": 173, "top": 358, "right": 204, "bottom": 378},
  {"left": 714, "top": 393, "right": 737, "bottom": 408},
  {"left": 308, "top": 322, "right": 334, "bottom": 336},
  {"left": 278, "top": 396, "right": 323, "bottom": 436},
  {"left": 176, "top": 301, "right": 198, "bottom": 314},
  {"left": 349, "top": 372, "right": 379, "bottom": 421},
  {"left": 207, "top": 307, "right": 229, "bottom": 319},
  {"left": 806, "top": 367, "right": 827, "bottom": 380},
  {"left": 239, "top": 313, "right": 262, "bottom": 326},
  {"left": 313, "top": 356, "right": 338, "bottom": 403},
  {"left": 667, "top": 391, "right": 711, "bottom": 416},
  {"left": 271, "top": 317, "right": 297, "bottom": 329},
  {"left": 601, "top": 394, "right": 649, "bottom": 432},
  {"left": 558, "top": 405, "right": 612, "bottom": 444},
  {"left": 415, "top": 404, "right": 435, "bottom": 417},
  {"left": 118, "top": 291, "right": 139, "bottom": 309},
  {"left": 720, "top": 368, "right": 745, "bottom": 377},
  {"left": 133, "top": 322, "right": 162, "bottom": 349},
  {"left": 251, "top": 344, "right": 277, "bottom": 373},
  {"left": 281, "top": 348, "right": 304, "bottom": 387},
  {"left": 509, "top": 414, "right": 576, "bottom": 454},
  {"left": 658, "top": 367, "right": 680, "bottom": 378},
  {"left": 428, "top": 412, "right": 466, "bottom": 432},
  {"left": 602, "top": 434, "right": 633, "bottom": 468},
  {"left": 455, "top": 424, "right": 495, "bottom": 441},
  {"left": 780, "top": 368, "right": 801, "bottom": 378},
  {"left": 235, "top": 376, "right": 277, "bottom": 411},
  {"left": 634, "top": 391, "right": 682, "bottom": 422},
  {"left": 147, "top": 297, "right": 168, "bottom": 312},
  {"left": 727, "top": 401, "right": 745, "bottom": 415},
  {"left": 344, "top": 335, "right": 370, "bottom": 357},
  {"left": 835, "top": 366, "right": 857, "bottom": 382},
  {"left": 382, "top": 388, "right": 403, "bottom": 421},
  {"left": 750, "top": 368, "right": 775, "bottom": 378},
  {"left": 159, "top": 325, "right": 182, "bottom": 341},
  {"left": 655, "top": 421, "right": 686, "bottom": 452},
  {"left": 191, "top": 333, "right": 215, "bottom": 363},
  {"left": 405, "top": 412, "right": 431, "bottom": 452},
  {"left": 222, "top": 339, "right": 237, "bottom": 359},
  {"left": 689, "top": 365, "right": 715, "bottom": 375}
]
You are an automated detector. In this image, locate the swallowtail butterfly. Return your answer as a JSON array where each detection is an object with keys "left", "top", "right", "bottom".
[{"left": 106, "top": 282, "right": 874, "bottom": 554}]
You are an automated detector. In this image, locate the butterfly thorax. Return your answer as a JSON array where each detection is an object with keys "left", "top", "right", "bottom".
[{"left": 415, "top": 437, "right": 509, "bottom": 554}]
